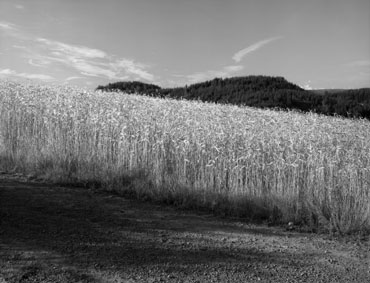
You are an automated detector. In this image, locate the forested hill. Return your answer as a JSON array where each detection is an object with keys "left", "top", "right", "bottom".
[
  {"left": 96, "top": 76, "right": 303, "bottom": 103},
  {"left": 161, "top": 76, "right": 303, "bottom": 103},
  {"left": 96, "top": 81, "right": 161, "bottom": 95},
  {"left": 96, "top": 76, "right": 370, "bottom": 120},
  {"left": 96, "top": 76, "right": 301, "bottom": 95}
]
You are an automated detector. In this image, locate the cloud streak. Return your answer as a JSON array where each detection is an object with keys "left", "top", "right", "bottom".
[
  {"left": 178, "top": 65, "right": 244, "bottom": 84},
  {"left": 1, "top": 21, "right": 156, "bottom": 83},
  {"left": 0, "top": 21, "right": 29, "bottom": 41},
  {"left": 37, "top": 38, "right": 107, "bottom": 59},
  {"left": 301, "top": 80, "right": 313, "bottom": 90},
  {"left": 113, "top": 59, "right": 155, "bottom": 82},
  {"left": 174, "top": 37, "right": 282, "bottom": 85},
  {"left": 232, "top": 36, "right": 282, "bottom": 62},
  {"left": 33, "top": 38, "right": 156, "bottom": 82},
  {"left": 65, "top": 76, "right": 85, "bottom": 81},
  {"left": 347, "top": 60, "right": 370, "bottom": 67},
  {"left": 1, "top": 20, "right": 282, "bottom": 86},
  {"left": 0, "top": 68, "right": 54, "bottom": 81},
  {"left": 0, "top": 21, "right": 17, "bottom": 30}
]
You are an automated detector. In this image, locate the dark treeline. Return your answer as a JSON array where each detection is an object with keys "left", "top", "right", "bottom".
[
  {"left": 96, "top": 81, "right": 161, "bottom": 95},
  {"left": 96, "top": 76, "right": 370, "bottom": 120}
]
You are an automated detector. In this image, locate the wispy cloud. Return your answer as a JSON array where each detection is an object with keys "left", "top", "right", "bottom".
[
  {"left": 0, "top": 21, "right": 17, "bottom": 31},
  {"left": 27, "top": 58, "right": 50, "bottom": 68},
  {"left": 0, "top": 68, "right": 54, "bottom": 81},
  {"left": 173, "top": 37, "right": 282, "bottom": 85},
  {"left": 0, "top": 21, "right": 28, "bottom": 40},
  {"left": 13, "top": 45, "right": 27, "bottom": 49},
  {"left": 301, "top": 80, "right": 313, "bottom": 90},
  {"left": 112, "top": 59, "right": 155, "bottom": 81},
  {"left": 347, "top": 60, "right": 370, "bottom": 67},
  {"left": 1, "top": 22, "right": 156, "bottom": 83},
  {"left": 32, "top": 38, "right": 155, "bottom": 81},
  {"left": 65, "top": 76, "right": 85, "bottom": 82},
  {"left": 37, "top": 38, "right": 107, "bottom": 59},
  {"left": 232, "top": 36, "right": 282, "bottom": 63},
  {"left": 173, "top": 37, "right": 278, "bottom": 85},
  {"left": 178, "top": 65, "right": 244, "bottom": 84},
  {"left": 15, "top": 4, "right": 25, "bottom": 9}
]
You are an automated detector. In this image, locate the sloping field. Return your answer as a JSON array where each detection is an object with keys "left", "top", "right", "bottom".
[{"left": 0, "top": 80, "right": 369, "bottom": 234}]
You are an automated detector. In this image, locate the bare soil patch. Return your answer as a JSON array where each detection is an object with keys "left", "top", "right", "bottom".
[{"left": 0, "top": 172, "right": 369, "bottom": 282}]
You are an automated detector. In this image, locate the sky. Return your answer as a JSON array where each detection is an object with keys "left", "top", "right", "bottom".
[{"left": 0, "top": 0, "right": 369, "bottom": 89}]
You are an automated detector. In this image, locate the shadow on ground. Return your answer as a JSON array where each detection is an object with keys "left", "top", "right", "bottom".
[{"left": 1, "top": 177, "right": 366, "bottom": 283}]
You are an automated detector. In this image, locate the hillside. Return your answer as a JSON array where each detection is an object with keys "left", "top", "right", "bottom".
[
  {"left": 96, "top": 81, "right": 161, "bottom": 95},
  {"left": 308, "top": 89, "right": 348, "bottom": 95},
  {"left": 96, "top": 75, "right": 303, "bottom": 99},
  {"left": 96, "top": 76, "right": 370, "bottom": 120}
]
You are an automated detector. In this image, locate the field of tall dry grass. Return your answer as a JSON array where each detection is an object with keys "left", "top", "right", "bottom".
[{"left": 0, "top": 80, "right": 369, "bottom": 234}]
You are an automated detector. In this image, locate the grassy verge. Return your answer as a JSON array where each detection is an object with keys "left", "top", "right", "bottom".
[{"left": 1, "top": 80, "right": 369, "bottom": 234}]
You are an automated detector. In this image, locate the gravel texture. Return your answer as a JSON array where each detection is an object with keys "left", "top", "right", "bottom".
[{"left": 0, "top": 172, "right": 369, "bottom": 283}]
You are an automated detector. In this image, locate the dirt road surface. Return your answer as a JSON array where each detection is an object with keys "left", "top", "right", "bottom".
[{"left": 0, "top": 172, "right": 369, "bottom": 283}]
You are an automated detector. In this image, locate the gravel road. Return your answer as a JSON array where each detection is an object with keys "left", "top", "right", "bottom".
[{"left": 0, "top": 172, "right": 369, "bottom": 283}]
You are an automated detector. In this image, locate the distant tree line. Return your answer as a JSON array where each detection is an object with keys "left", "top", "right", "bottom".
[
  {"left": 96, "top": 76, "right": 370, "bottom": 120},
  {"left": 96, "top": 81, "right": 161, "bottom": 95}
]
